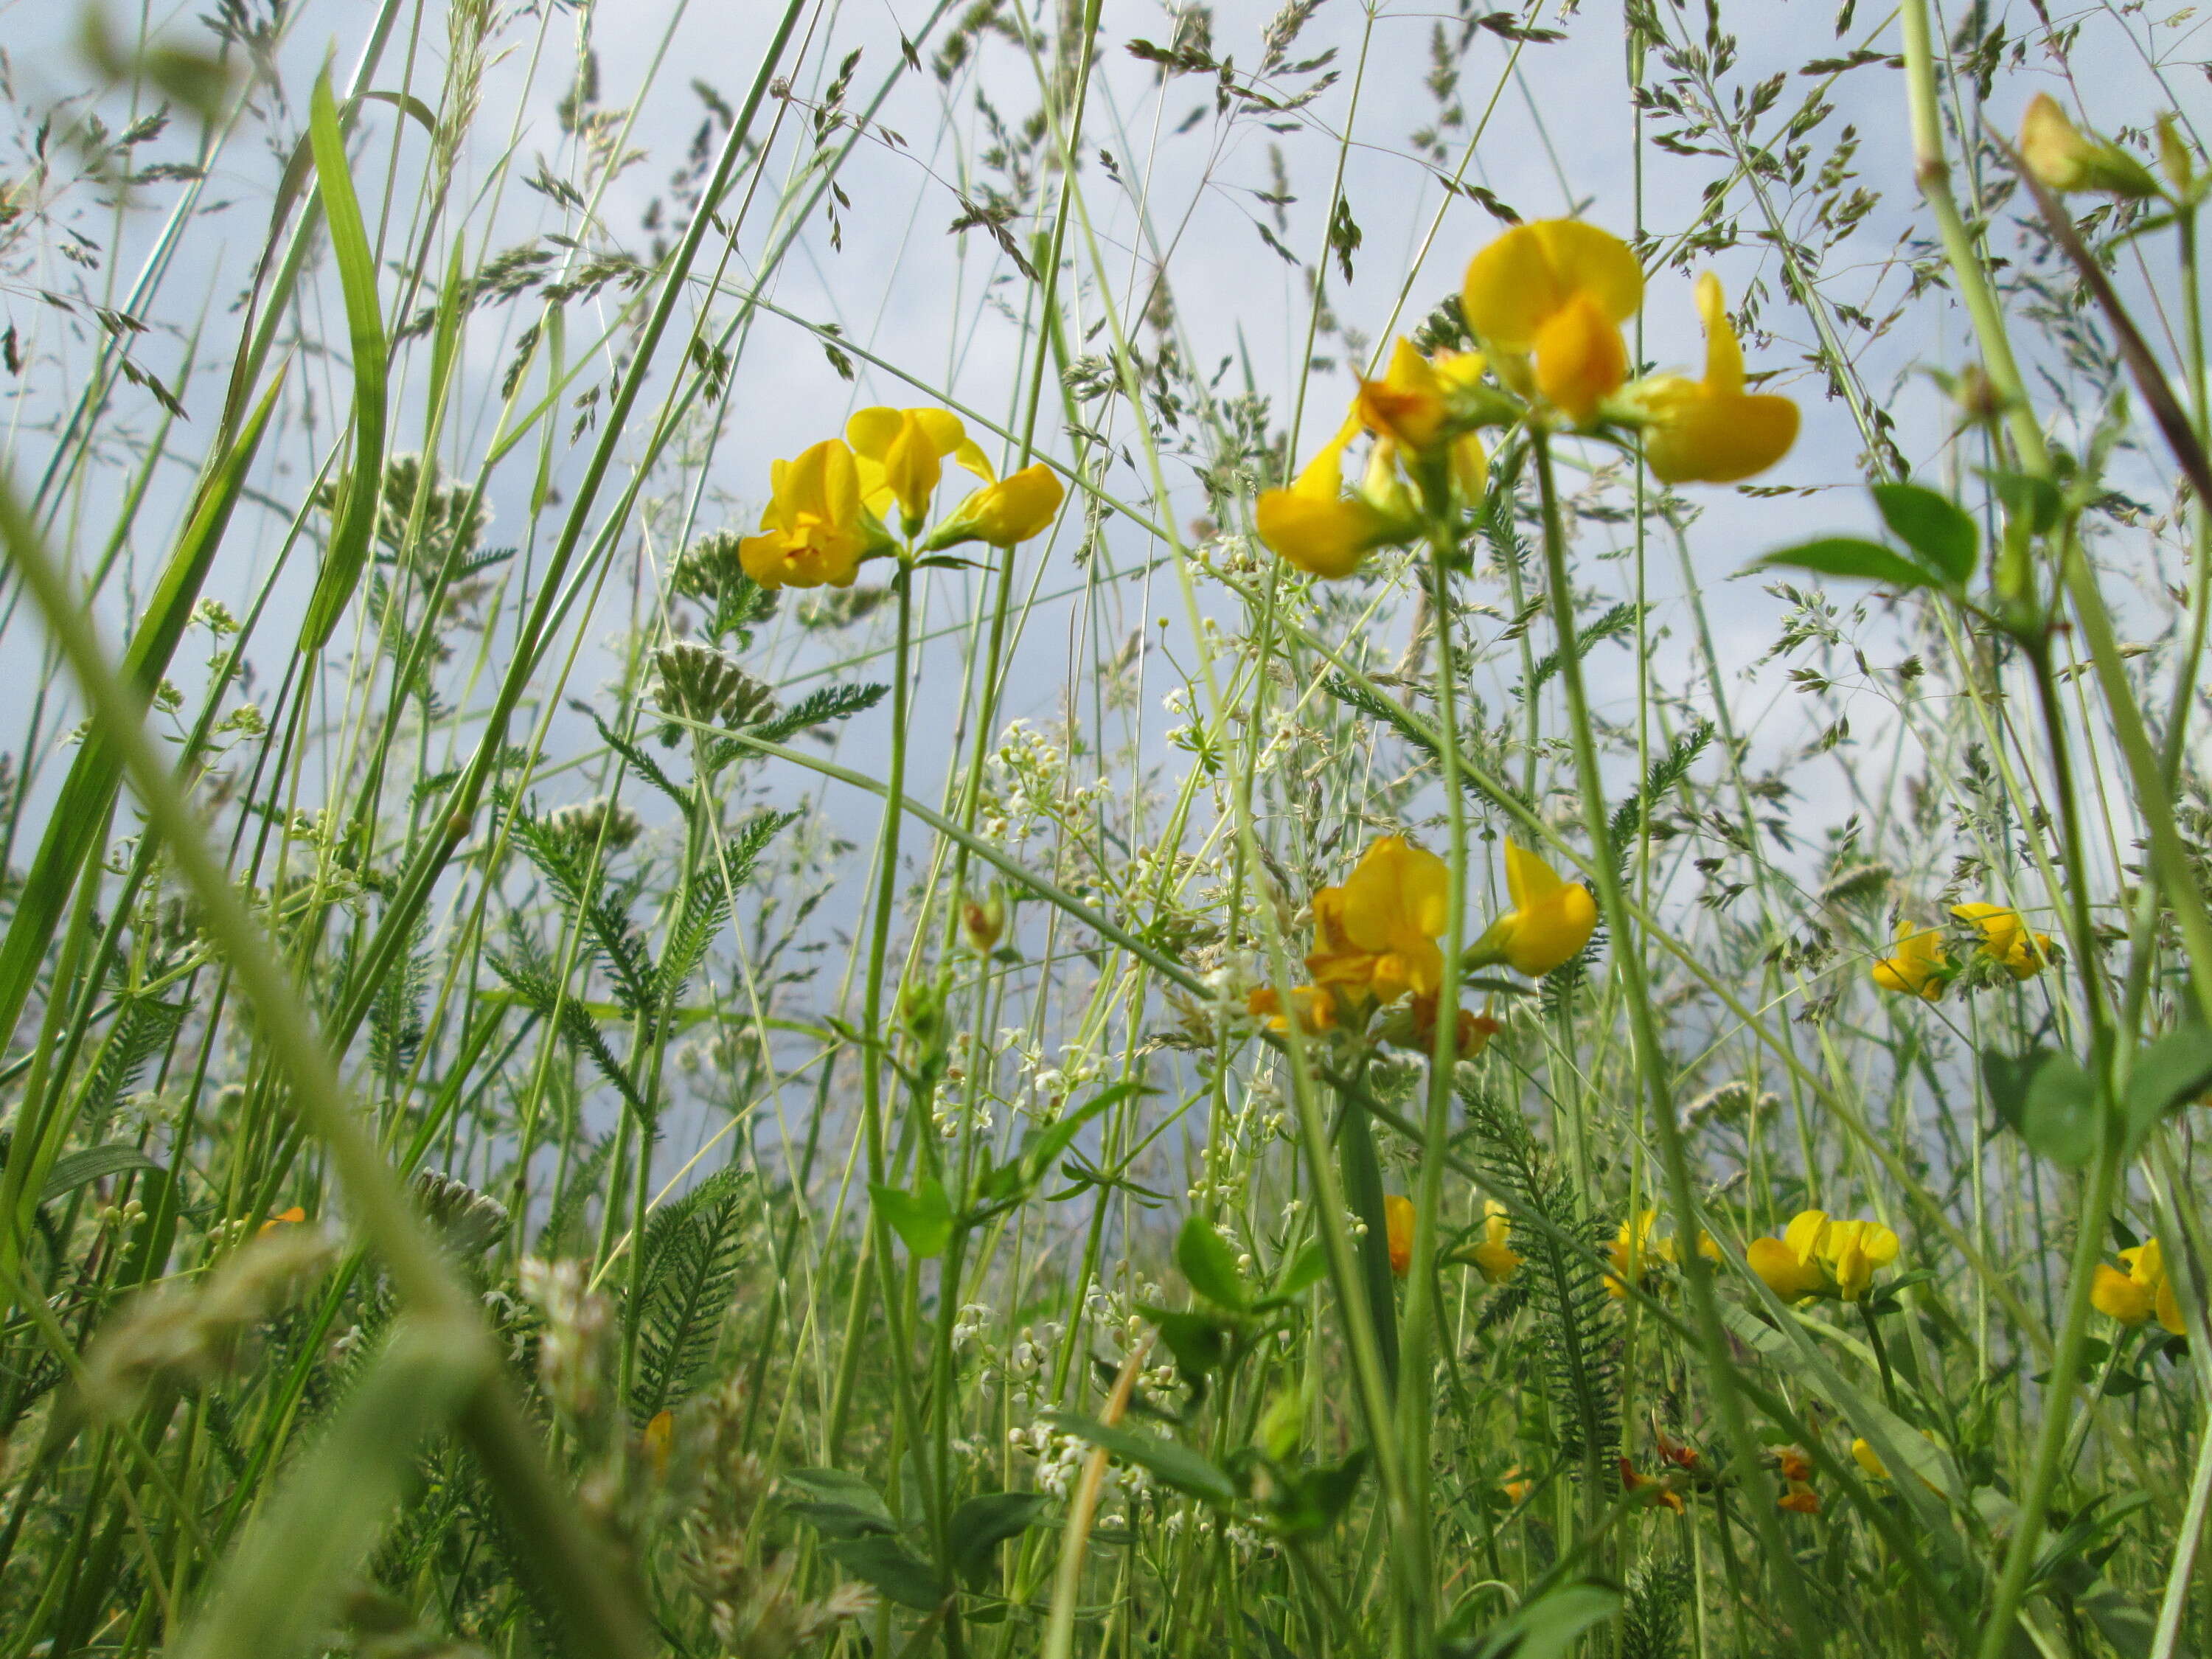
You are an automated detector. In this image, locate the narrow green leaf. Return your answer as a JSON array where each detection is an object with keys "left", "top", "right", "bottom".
[
  {"left": 1871, "top": 482, "right": 1978, "bottom": 584},
  {"left": 1176, "top": 1212, "right": 1248, "bottom": 1310},
  {"left": 39, "top": 1144, "right": 164, "bottom": 1206},
  {"left": 1750, "top": 536, "right": 1944, "bottom": 591},
  {"left": 1464, "top": 1582, "right": 1622, "bottom": 1659},
  {"left": 1254, "top": 1239, "right": 1329, "bottom": 1309},
  {"left": 781, "top": 1467, "right": 894, "bottom": 1526},
  {"left": 0, "top": 369, "right": 283, "bottom": 1060},
  {"left": 1043, "top": 1412, "right": 1238, "bottom": 1506},
  {"left": 299, "top": 68, "right": 389, "bottom": 651},
  {"left": 171, "top": 1321, "right": 479, "bottom": 1659},
  {"left": 1985, "top": 469, "right": 2062, "bottom": 535},
  {"left": 870, "top": 1178, "right": 953, "bottom": 1257}
]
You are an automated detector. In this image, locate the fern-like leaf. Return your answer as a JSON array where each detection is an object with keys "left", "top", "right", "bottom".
[
  {"left": 1458, "top": 1082, "right": 1620, "bottom": 1480},
  {"left": 630, "top": 1167, "right": 749, "bottom": 1425}
]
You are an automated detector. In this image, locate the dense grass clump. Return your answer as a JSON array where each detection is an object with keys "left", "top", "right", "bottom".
[{"left": 0, "top": 2, "right": 2208, "bottom": 1656}]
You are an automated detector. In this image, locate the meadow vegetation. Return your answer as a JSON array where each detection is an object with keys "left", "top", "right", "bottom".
[{"left": 0, "top": 1, "right": 2208, "bottom": 1656}]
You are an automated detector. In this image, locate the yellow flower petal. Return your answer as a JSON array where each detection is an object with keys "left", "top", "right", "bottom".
[
  {"left": 2093, "top": 1261, "right": 2154, "bottom": 1326},
  {"left": 1460, "top": 220, "right": 1644, "bottom": 352},
  {"left": 1387, "top": 1194, "right": 1416, "bottom": 1276},
  {"left": 1531, "top": 291, "right": 1630, "bottom": 423}
]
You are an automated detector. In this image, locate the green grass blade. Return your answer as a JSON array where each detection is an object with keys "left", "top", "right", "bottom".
[{"left": 298, "top": 67, "right": 389, "bottom": 653}]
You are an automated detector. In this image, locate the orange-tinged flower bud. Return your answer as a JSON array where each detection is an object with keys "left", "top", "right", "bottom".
[
  {"left": 642, "top": 1408, "right": 675, "bottom": 1479},
  {"left": 961, "top": 890, "right": 1006, "bottom": 953},
  {"left": 1386, "top": 1194, "right": 1416, "bottom": 1276}
]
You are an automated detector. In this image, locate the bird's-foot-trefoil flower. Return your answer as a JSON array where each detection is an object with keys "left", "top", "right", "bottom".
[
  {"left": 1632, "top": 274, "right": 1800, "bottom": 484},
  {"left": 740, "top": 439, "right": 896, "bottom": 589},
  {"left": 1254, "top": 411, "right": 1419, "bottom": 579},
  {"left": 1467, "top": 839, "right": 1598, "bottom": 978},
  {"left": 1355, "top": 340, "right": 1495, "bottom": 495},
  {"left": 1246, "top": 983, "right": 1338, "bottom": 1037},
  {"left": 1378, "top": 991, "right": 1501, "bottom": 1059},
  {"left": 846, "top": 406, "right": 993, "bottom": 535},
  {"left": 2019, "top": 94, "right": 2162, "bottom": 199},
  {"left": 1871, "top": 920, "right": 1950, "bottom": 1000},
  {"left": 1775, "top": 1447, "right": 1820, "bottom": 1514},
  {"left": 1950, "top": 902, "right": 2053, "bottom": 980},
  {"left": 1305, "top": 835, "right": 1452, "bottom": 1014},
  {"left": 1747, "top": 1210, "right": 1899, "bottom": 1304},
  {"left": 1605, "top": 1208, "right": 1721, "bottom": 1298},
  {"left": 924, "top": 462, "right": 1066, "bottom": 551},
  {"left": 1453, "top": 1198, "right": 1521, "bottom": 1285},
  {"left": 2092, "top": 1238, "right": 2185, "bottom": 1334},
  {"left": 1461, "top": 220, "right": 1644, "bottom": 423}
]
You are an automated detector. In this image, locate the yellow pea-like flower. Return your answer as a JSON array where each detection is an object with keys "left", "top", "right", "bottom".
[
  {"left": 642, "top": 1408, "right": 675, "bottom": 1480},
  {"left": 1638, "top": 274, "right": 1800, "bottom": 485},
  {"left": 2019, "top": 93, "right": 2160, "bottom": 199},
  {"left": 1246, "top": 982, "right": 1338, "bottom": 1037},
  {"left": 1255, "top": 412, "right": 1410, "bottom": 579},
  {"left": 1461, "top": 220, "right": 1643, "bottom": 422},
  {"left": 1871, "top": 920, "right": 1950, "bottom": 1001},
  {"left": 739, "top": 439, "right": 895, "bottom": 590},
  {"left": 1950, "top": 902, "right": 2053, "bottom": 980},
  {"left": 1850, "top": 1438, "right": 1889, "bottom": 1481},
  {"left": 1464, "top": 1199, "right": 1523, "bottom": 1285},
  {"left": 926, "top": 462, "right": 1065, "bottom": 550},
  {"left": 1467, "top": 839, "right": 1598, "bottom": 979},
  {"left": 1604, "top": 1209, "right": 1661, "bottom": 1300},
  {"left": 1356, "top": 340, "right": 1490, "bottom": 459},
  {"left": 2093, "top": 1239, "right": 2185, "bottom": 1334},
  {"left": 1304, "top": 835, "right": 1453, "bottom": 1011},
  {"left": 846, "top": 406, "right": 992, "bottom": 533},
  {"left": 1747, "top": 1209, "right": 1899, "bottom": 1304}
]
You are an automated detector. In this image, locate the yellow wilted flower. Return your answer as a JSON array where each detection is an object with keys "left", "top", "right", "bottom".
[
  {"left": 1304, "top": 835, "right": 1452, "bottom": 1012},
  {"left": 2019, "top": 93, "right": 2160, "bottom": 198},
  {"left": 845, "top": 406, "right": 992, "bottom": 532},
  {"left": 1871, "top": 920, "right": 1950, "bottom": 1000},
  {"left": 925, "top": 462, "right": 1065, "bottom": 551},
  {"left": 1254, "top": 411, "right": 1413, "bottom": 579},
  {"left": 1460, "top": 220, "right": 1643, "bottom": 422},
  {"left": 1950, "top": 902, "right": 2052, "bottom": 980},
  {"left": 740, "top": 439, "right": 894, "bottom": 589},
  {"left": 1461, "top": 1199, "right": 1522, "bottom": 1285},
  {"left": 2092, "top": 1238, "right": 2185, "bottom": 1335},
  {"left": 1637, "top": 274, "right": 1800, "bottom": 484},
  {"left": 1468, "top": 839, "right": 1598, "bottom": 979},
  {"left": 1379, "top": 991, "right": 1502, "bottom": 1058},
  {"left": 1387, "top": 1194, "right": 1416, "bottom": 1276},
  {"left": 1747, "top": 1210, "right": 1899, "bottom": 1304}
]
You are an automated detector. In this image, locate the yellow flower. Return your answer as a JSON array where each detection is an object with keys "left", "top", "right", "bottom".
[
  {"left": 1850, "top": 1437, "right": 1889, "bottom": 1481},
  {"left": 1469, "top": 839, "right": 1598, "bottom": 978},
  {"left": 739, "top": 439, "right": 894, "bottom": 589},
  {"left": 1778, "top": 1478, "right": 1820, "bottom": 1515},
  {"left": 1304, "top": 835, "right": 1452, "bottom": 1012},
  {"left": 925, "top": 462, "right": 1066, "bottom": 550},
  {"left": 1638, "top": 274, "right": 1800, "bottom": 485},
  {"left": 1460, "top": 220, "right": 1643, "bottom": 422},
  {"left": 1462, "top": 1199, "right": 1522, "bottom": 1285},
  {"left": 845, "top": 406, "right": 992, "bottom": 532},
  {"left": 1254, "top": 412, "right": 1411, "bottom": 579},
  {"left": 642, "top": 1408, "right": 675, "bottom": 1479},
  {"left": 2093, "top": 1239, "right": 2185, "bottom": 1335},
  {"left": 1500, "top": 1467, "right": 1534, "bottom": 1505},
  {"left": 1356, "top": 340, "right": 1489, "bottom": 460},
  {"left": 1950, "top": 902, "right": 2052, "bottom": 980},
  {"left": 1871, "top": 920, "right": 1950, "bottom": 1001},
  {"left": 1387, "top": 1194, "right": 1416, "bottom": 1276},
  {"left": 1380, "top": 992, "right": 1503, "bottom": 1058},
  {"left": 1247, "top": 983, "right": 1338, "bottom": 1037},
  {"left": 258, "top": 1205, "right": 307, "bottom": 1235},
  {"left": 1746, "top": 1209, "right": 1899, "bottom": 1304},
  {"left": 2019, "top": 93, "right": 2160, "bottom": 198},
  {"left": 1606, "top": 1209, "right": 1662, "bottom": 1299}
]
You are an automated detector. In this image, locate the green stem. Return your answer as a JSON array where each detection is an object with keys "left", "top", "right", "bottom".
[{"left": 1531, "top": 431, "right": 1822, "bottom": 1649}]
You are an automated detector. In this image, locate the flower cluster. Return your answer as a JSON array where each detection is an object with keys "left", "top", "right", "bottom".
[
  {"left": 738, "top": 406, "right": 1064, "bottom": 590},
  {"left": 1255, "top": 220, "right": 1799, "bottom": 580},
  {"left": 1870, "top": 900, "right": 2053, "bottom": 1000},
  {"left": 1747, "top": 1210, "right": 1900, "bottom": 1304},
  {"left": 1250, "top": 834, "right": 1595, "bottom": 1047}
]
